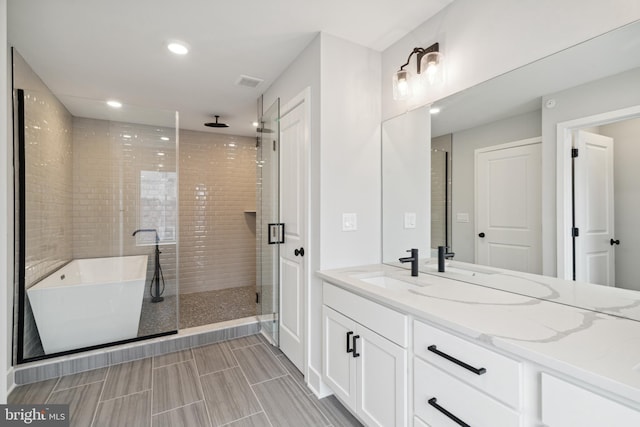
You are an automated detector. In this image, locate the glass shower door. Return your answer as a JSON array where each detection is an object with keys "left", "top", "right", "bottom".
[{"left": 257, "top": 99, "right": 280, "bottom": 346}]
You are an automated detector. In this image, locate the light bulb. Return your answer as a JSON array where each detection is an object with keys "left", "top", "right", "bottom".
[
  {"left": 393, "top": 70, "right": 412, "bottom": 101},
  {"left": 420, "top": 51, "right": 444, "bottom": 86}
]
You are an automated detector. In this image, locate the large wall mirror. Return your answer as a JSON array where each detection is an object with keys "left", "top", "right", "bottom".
[{"left": 382, "top": 20, "right": 640, "bottom": 322}]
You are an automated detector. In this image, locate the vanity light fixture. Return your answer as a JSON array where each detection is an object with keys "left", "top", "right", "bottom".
[{"left": 392, "top": 42, "right": 444, "bottom": 101}]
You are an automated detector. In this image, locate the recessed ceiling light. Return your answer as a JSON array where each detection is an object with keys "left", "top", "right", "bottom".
[
  {"left": 107, "top": 100, "right": 122, "bottom": 108},
  {"left": 167, "top": 42, "right": 189, "bottom": 55},
  {"left": 160, "top": 137, "right": 170, "bottom": 141},
  {"left": 252, "top": 122, "right": 259, "bottom": 127},
  {"left": 429, "top": 107, "right": 441, "bottom": 114}
]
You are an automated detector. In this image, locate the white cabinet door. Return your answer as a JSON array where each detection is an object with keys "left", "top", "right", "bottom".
[
  {"left": 357, "top": 324, "right": 408, "bottom": 427},
  {"left": 323, "top": 306, "right": 356, "bottom": 408},
  {"left": 323, "top": 304, "right": 408, "bottom": 426},
  {"left": 542, "top": 373, "right": 640, "bottom": 426}
]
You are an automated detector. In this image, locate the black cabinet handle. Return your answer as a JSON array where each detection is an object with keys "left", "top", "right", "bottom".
[
  {"left": 294, "top": 247, "right": 305, "bottom": 257},
  {"left": 478, "top": 232, "right": 485, "bottom": 238},
  {"left": 352, "top": 335, "right": 360, "bottom": 358},
  {"left": 610, "top": 239, "right": 620, "bottom": 246},
  {"left": 428, "top": 345, "right": 486, "bottom": 375},
  {"left": 346, "top": 331, "right": 354, "bottom": 353},
  {"left": 428, "top": 398, "right": 470, "bottom": 427}
]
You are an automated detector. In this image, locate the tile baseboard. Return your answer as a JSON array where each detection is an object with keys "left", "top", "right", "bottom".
[{"left": 14, "top": 317, "right": 259, "bottom": 385}]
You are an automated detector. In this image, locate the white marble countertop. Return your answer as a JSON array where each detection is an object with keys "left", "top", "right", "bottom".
[{"left": 317, "top": 263, "right": 640, "bottom": 405}]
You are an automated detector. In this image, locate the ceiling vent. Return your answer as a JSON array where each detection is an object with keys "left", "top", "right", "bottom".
[{"left": 235, "top": 75, "right": 264, "bottom": 88}]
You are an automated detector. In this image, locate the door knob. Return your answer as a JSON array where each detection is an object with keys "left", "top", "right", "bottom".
[
  {"left": 610, "top": 238, "right": 620, "bottom": 246},
  {"left": 478, "top": 232, "right": 485, "bottom": 238},
  {"left": 294, "top": 247, "right": 305, "bottom": 257}
]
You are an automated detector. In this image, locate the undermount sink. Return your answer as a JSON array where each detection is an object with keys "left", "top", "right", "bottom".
[{"left": 351, "top": 273, "right": 420, "bottom": 291}]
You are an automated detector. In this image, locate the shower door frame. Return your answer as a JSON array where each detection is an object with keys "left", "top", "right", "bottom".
[{"left": 257, "top": 98, "right": 281, "bottom": 346}]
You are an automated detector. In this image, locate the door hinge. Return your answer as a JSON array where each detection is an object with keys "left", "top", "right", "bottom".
[
  {"left": 256, "top": 292, "right": 260, "bottom": 304},
  {"left": 571, "top": 148, "right": 579, "bottom": 158},
  {"left": 572, "top": 227, "right": 579, "bottom": 237}
]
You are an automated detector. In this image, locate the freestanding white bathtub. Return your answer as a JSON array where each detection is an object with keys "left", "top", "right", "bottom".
[{"left": 27, "top": 255, "right": 148, "bottom": 354}]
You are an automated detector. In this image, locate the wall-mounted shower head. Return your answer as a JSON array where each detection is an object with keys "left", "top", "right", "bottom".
[{"left": 204, "top": 115, "right": 229, "bottom": 128}]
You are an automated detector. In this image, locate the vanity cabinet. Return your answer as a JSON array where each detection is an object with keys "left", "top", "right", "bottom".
[
  {"left": 414, "top": 320, "right": 522, "bottom": 409},
  {"left": 413, "top": 320, "right": 522, "bottom": 426},
  {"left": 414, "top": 358, "right": 521, "bottom": 427},
  {"left": 541, "top": 373, "right": 640, "bottom": 426},
  {"left": 319, "top": 272, "right": 640, "bottom": 426},
  {"left": 322, "top": 283, "right": 408, "bottom": 427}
]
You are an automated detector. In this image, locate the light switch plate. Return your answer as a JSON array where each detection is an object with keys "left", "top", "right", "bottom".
[
  {"left": 342, "top": 213, "right": 357, "bottom": 231},
  {"left": 404, "top": 212, "right": 416, "bottom": 229},
  {"left": 456, "top": 213, "right": 470, "bottom": 223}
]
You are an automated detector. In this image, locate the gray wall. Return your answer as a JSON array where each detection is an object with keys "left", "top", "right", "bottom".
[{"left": 599, "top": 118, "right": 640, "bottom": 291}]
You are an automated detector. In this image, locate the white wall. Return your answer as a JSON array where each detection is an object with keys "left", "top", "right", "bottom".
[
  {"left": 262, "top": 32, "right": 380, "bottom": 396},
  {"left": 1, "top": 0, "right": 10, "bottom": 403},
  {"left": 382, "top": 107, "right": 430, "bottom": 263},
  {"left": 598, "top": 118, "right": 640, "bottom": 291},
  {"left": 382, "top": 0, "right": 640, "bottom": 120},
  {"left": 452, "top": 110, "right": 541, "bottom": 263},
  {"left": 320, "top": 33, "right": 381, "bottom": 269}
]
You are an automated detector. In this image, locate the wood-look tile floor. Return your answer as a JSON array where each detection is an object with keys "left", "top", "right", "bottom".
[{"left": 9, "top": 335, "right": 363, "bottom": 427}]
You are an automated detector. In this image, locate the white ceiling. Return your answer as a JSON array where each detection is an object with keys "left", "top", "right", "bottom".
[{"left": 8, "top": 0, "right": 452, "bottom": 136}]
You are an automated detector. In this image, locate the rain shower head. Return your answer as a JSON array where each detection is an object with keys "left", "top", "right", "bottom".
[{"left": 204, "top": 115, "right": 229, "bottom": 128}]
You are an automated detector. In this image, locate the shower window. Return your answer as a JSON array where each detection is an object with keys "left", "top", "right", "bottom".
[{"left": 139, "top": 171, "right": 177, "bottom": 245}]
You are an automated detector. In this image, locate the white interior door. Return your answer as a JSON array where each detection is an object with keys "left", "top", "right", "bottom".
[
  {"left": 574, "top": 130, "right": 615, "bottom": 286},
  {"left": 475, "top": 139, "right": 542, "bottom": 273},
  {"left": 278, "top": 98, "right": 307, "bottom": 371}
]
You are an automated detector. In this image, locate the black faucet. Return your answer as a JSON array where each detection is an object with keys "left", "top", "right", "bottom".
[
  {"left": 399, "top": 248, "right": 419, "bottom": 277},
  {"left": 132, "top": 228, "right": 165, "bottom": 303},
  {"left": 437, "top": 246, "right": 455, "bottom": 272}
]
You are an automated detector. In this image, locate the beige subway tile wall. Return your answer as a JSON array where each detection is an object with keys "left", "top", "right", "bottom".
[
  {"left": 21, "top": 89, "right": 74, "bottom": 359},
  {"left": 72, "top": 117, "right": 178, "bottom": 296},
  {"left": 179, "top": 130, "right": 257, "bottom": 295},
  {"left": 23, "top": 90, "right": 74, "bottom": 287}
]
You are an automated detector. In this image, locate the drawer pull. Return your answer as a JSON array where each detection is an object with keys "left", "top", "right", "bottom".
[
  {"left": 428, "top": 345, "right": 487, "bottom": 375},
  {"left": 428, "top": 397, "right": 470, "bottom": 427},
  {"left": 352, "top": 335, "right": 361, "bottom": 358},
  {"left": 346, "top": 331, "right": 354, "bottom": 353}
]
